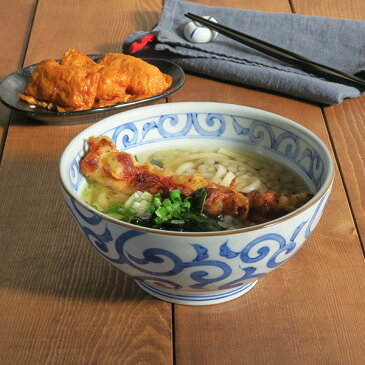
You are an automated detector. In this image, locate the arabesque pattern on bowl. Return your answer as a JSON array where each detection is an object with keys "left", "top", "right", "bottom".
[{"left": 63, "top": 189, "right": 330, "bottom": 293}]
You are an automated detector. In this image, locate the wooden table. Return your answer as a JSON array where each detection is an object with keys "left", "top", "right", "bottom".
[{"left": 1, "top": 1, "right": 365, "bottom": 364}]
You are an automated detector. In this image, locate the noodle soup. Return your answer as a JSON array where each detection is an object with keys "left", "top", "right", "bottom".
[{"left": 82, "top": 145, "right": 311, "bottom": 231}]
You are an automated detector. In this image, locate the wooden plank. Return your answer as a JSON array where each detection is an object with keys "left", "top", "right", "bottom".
[
  {"left": 292, "top": 0, "right": 365, "bottom": 19},
  {"left": 170, "top": 1, "right": 365, "bottom": 364},
  {"left": 0, "top": 0, "right": 36, "bottom": 155},
  {"left": 171, "top": 77, "right": 365, "bottom": 365},
  {"left": 322, "top": 101, "right": 365, "bottom": 249},
  {"left": 292, "top": 1, "right": 365, "bottom": 249},
  {"left": 0, "top": 1, "right": 173, "bottom": 364},
  {"left": 23, "top": 0, "right": 161, "bottom": 65},
  {"left": 188, "top": 0, "right": 292, "bottom": 11}
]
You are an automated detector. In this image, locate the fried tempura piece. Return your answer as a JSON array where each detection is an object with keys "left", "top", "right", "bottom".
[
  {"left": 97, "top": 53, "right": 172, "bottom": 98},
  {"left": 19, "top": 59, "right": 100, "bottom": 112},
  {"left": 80, "top": 136, "right": 213, "bottom": 196},
  {"left": 61, "top": 49, "right": 129, "bottom": 103},
  {"left": 244, "top": 190, "right": 314, "bottom": 223},
  {"left": 80, "top": 136, "right": 250, "bottom": 219},
  {"left": 80, "top": 136, "right": 313, "bottom": 222}
]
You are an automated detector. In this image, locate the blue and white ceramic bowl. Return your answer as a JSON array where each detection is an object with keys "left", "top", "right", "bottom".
[{"left": 60, "top": 102, "right": 334, "bottom": 305}]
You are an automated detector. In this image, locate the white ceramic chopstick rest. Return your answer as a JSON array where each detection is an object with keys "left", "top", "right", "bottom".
[{"left": 184, "top": 16, "right": 218, "bottom": 43}]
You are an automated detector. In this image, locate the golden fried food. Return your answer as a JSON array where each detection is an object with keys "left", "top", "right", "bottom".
[
  {"left": 98, "top": 53, "right": 172, "bottom": 97},
  {"left": 80, "top": 136, "right": 213, "bottom": 196},
  {"left": 19, "top": 49, "right": 173, "bottom": 112},
  {"left": 80, "top": 136, "right": 313, "bottom": 223},
  {"left": 61, "top": 49, "right": 130, "bottom": 104},
  {"left": 60, "top": 48, "right": 95, "bottom": 67},
  {"left": 19, "top": 59, "right": 100, "bottom": 112}
]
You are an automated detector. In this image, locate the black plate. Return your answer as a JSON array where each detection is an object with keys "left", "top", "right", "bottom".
[{"left": 0, "top": 55, "right": 185, "bottom": 124}]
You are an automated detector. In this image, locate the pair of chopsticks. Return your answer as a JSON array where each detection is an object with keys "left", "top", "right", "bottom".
[{"left": 185, "top": 13, "right": 365, "bottom": 91}]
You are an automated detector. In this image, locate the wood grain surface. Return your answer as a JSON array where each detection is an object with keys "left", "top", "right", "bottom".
[
  {"left": 170, "top": 0, "right": 365, "bottom": 364},
  {"left": 170, "top": 79, "right": 365, "bottom": 365},
  {"left": 323, "top": 101, "right": 365, "bottom": 249},
  {"left": 0, "top": 0, "right": 365, "bottom": 364},
  {"left": 0, "top": 1, "right": 172, "bottom": 364},
  {"left": 292, "top": 0, "right": 365, "bottom": 19},
  {"left": 294, "top": 0, "right": 365, "bottom": 258},
  {"left": 0, "top": 0, "right": 36, "bottom": 155}
]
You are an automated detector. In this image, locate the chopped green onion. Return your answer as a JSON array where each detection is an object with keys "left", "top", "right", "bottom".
[
  {"left": 102, "top": 205, "right": 123, "bottom": 215},
  {"left": 155, "top": 206, "right": 168, "bottom": 218},
  {"left": 170, "top": 189, "right": 181, "bottom": 202},
  {"left": 150, "top": 159, "right": 163, "bottom": 168}
]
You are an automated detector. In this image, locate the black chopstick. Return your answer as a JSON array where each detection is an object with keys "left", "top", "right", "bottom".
[{"left": 185, "top": 12, "right": 365, "bottom": 91}]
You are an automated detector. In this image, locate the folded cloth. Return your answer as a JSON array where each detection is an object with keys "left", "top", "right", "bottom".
[{"left": 123, "top": 0, "right": 365, "bottom": 105}]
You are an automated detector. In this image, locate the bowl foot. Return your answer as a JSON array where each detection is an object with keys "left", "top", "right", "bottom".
[{"left": 135, "top": 280, "right": 258, "bottom": 306}]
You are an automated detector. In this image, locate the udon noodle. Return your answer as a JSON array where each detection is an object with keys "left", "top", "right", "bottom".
[{"left": 145, "top": 146, "right": 307, "bottom": 193}]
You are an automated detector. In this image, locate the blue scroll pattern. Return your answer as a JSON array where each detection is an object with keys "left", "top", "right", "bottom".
[
  {"left": 68, "top": 151, "right": 85, "bottom": 192},
  {"left": 69, "top": 112, "right": 326, "bottom": 192},
  {"left": 67, "top": 190, "right": 329, "bottom": 292}
]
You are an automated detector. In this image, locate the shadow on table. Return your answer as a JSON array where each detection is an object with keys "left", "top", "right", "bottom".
[{"left": 0, "top": 149, "right": 150, "bottom": 303}]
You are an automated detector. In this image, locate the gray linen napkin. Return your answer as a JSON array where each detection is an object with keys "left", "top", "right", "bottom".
[{"left": 123, "top": 0, "right": 365, "bottom": 105}]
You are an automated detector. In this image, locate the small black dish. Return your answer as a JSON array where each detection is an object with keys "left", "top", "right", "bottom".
[{"left": 0, "top": 55, "right": 185, "bottom": 124}]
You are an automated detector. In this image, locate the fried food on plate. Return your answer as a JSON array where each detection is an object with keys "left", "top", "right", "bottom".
[
  {"left": 98, "top": 53, "right": 172, "bottom": 97},
  {"left": 19, "top": 59, "right": 100, "bottom": 112},
  {"left": 19, "top": 49, "right": 173, "bottom": 112},
  {"left": 61, "top": 49, "right": 130, "bottom": 105}
]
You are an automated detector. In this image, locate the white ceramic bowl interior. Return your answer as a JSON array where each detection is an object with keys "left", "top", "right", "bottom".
[{"left": 60, "top": 102, "right": 334, "bottom": 305}]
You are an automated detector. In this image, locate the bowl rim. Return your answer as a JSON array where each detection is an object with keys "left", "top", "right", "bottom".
[{"left": 59, "top": 101, "right": 334, "bottom": 237}]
